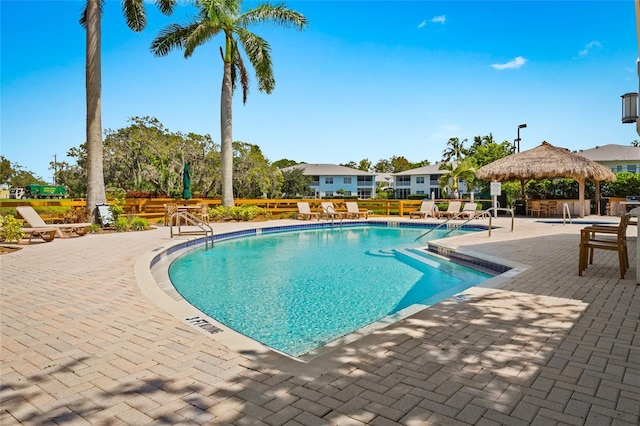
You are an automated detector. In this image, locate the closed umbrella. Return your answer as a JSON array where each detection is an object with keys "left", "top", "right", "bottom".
[
  {"left": 475, "top": 141, "right": 616, "bottom": 217},
  {"left": 182, "top": 162, "right": 192, "bottom": 202}
]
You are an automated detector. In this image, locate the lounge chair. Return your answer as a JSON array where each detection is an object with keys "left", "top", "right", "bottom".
[
  {"left": 296, "top": 202, "right": 320, "bottom": 220},
  {"left": 320, "top": 202, "right": 343, "bottom": 220},
  {"left": 16, "top": 206, "right": 90, "bottom": 238},
  {"left": 458, "top": 202, "right": 481, "bottom": 220},
  {"left": 409, "top": 201, "right": 438, "bottom": 219},
  {"left": 439, "top": 201, "right": 462, "bottom": 219},
  {"left": 345, "top": 202, "right": 368, "bottom": 219},
  {"left": 21, "top": 227, "right": 57, "bottom": 243}
]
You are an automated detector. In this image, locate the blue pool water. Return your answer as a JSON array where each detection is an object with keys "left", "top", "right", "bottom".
[{"left": 168, "top": 226, "right": 492, "bottom": 357}]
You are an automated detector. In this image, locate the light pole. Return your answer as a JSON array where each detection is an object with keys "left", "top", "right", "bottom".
[{"left": 515, "top": 123, "right": 527, "bottom": 152}]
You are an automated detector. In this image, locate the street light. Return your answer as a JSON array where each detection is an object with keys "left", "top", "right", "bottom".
[{"left": 515, "top": 123, "right": 527, "bottom": 152}]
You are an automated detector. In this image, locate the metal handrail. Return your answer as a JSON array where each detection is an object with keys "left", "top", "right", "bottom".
[
  {"left": 485, "top": 207, "right": 514, "bottom": 236},
  {"left": 562, "top": 202, "right": 572, "bottom": 225},
  {"left": 414, "top": 210, "right": 481, "bottom": 241},
  {"left": 170, "top": 211, "right": 214, "bottom": 249}
]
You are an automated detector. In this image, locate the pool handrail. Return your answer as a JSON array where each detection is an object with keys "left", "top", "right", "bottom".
[
  {"left": 563, "top": 202, "right": 573, "bottom": 225},
  {"left": 170, "top": 211, "right": 214, "bottom": 249}
]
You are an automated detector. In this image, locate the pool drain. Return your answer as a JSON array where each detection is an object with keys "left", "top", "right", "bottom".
[{"left": 185, "top": 316, "right": 223, "bottom": 334}]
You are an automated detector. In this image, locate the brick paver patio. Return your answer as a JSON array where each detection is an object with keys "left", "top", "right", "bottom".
[{"left": 1, "top": 217, "right": 638, "bottom": 425}]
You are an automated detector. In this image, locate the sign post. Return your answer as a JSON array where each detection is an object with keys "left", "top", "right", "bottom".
[{"left": 490, "top": 181, "right": 502, "bottom": 217}]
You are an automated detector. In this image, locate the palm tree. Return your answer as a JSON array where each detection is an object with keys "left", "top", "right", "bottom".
[
  {"left": 80, "top": 0, "right": 176, "bottom": 220},
  {"left": 442, "top": 137, "right": 469, "bottom": 163},
  {"left": 151, "top": 0, "right": 308, "bottom": 206},
  {"left": 438, "top": 160, "right": 476, "bottom": 199}
]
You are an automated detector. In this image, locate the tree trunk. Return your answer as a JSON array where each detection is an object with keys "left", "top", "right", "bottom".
[
  {"left": 85, "top": 0, "right": 107, "bottom": 221},
  {"left": 220, "top": 61, "right": 234, "bottom": 206}
]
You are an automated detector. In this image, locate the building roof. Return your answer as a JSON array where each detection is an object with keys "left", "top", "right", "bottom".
[
  {"left": 282, "top": 163, "right": 377, "bottom": 176},
  {"left": 576, "top": 144, "right": 640, "bottom": 161},
  {"left": 393, "top": 163, "right": 447, "bottom": 176}
]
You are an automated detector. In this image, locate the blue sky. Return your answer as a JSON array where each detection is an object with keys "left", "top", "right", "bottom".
[{"left": 1, "top": 0, "right": 638, "bottom": 183}]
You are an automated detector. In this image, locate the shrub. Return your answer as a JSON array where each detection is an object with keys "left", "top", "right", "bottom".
[
  {"left": 129, "top": 216, "right": 149, "bottom": 231},
  {"left": 0, "top": 214, "right": 25, "bottom": 243},
  {"left": 113, "top": 217, "right": 130, "bottom": 232},
  {"left": 208, "top": 205, "right": 271, "bottom": 221},
  {"left": 88, "top": 224, "right": 101, "bottom": 234}
]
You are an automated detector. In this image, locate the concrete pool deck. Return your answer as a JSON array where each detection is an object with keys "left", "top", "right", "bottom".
[{"left": 1, "top": 216, "right": 638, "bottom": 425}]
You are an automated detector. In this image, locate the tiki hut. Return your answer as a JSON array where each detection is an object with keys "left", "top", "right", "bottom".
[{"left": 475, "top": 141, "right": 616, "bottom": 217}]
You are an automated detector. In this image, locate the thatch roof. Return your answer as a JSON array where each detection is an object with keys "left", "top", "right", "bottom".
[
  {"left": 475, "top": 141, "right": 616, "bottom": 182},
  {"left": 475, "top": 141, "right": 616, "bottom": 217}
]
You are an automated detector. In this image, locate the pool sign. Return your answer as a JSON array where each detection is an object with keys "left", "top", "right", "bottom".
[{"left": 490, "top": 181, "right": 502, "bottom": 196}]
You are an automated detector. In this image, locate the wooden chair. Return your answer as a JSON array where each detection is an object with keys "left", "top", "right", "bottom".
[
  {"left": 198, "top": 203, "right": 209, "bottom": 222},
  {"left": 164, "top": 203, "right": 178, "bottom": 226},
  {"left": 529, "top": 200, "right": 545, "bottom": 217},
  {"left": 578, "top": 214, "right": 629, "bottom": 279}
]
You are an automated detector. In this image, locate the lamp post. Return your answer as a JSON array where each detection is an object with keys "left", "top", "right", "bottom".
[{"left": 515, "top": 123, "right": 527, "bottom": 152}]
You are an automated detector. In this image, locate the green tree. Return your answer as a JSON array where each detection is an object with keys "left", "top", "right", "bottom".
[
  {"left": 442, "top": 137, "right": 469, "bottom": 163},
  {"left": 390, "top": 156, "right": 411, "bottom": 172},
  {"left": 373, "top": 158, "right": 393, "bottom": 173},
  {"left": 232, "top": 142, "right": 281, "bottom": 198},
  {"left": 357, "top": 159, "right": 372, "bottom": 172},
  {"left": 281, "top": 167, "right": 312, "bottom": 198},
  {"left": 273, "top": 159, "right": 300, "bottom": 169},
  {"left": 151, "top": 0, "right": 307, "bottom": 207},
  {"left": 80, "top": 0, "right": 175, "bottom": 218},
  {"left": 438, "top": 160, "right": 476, "bottom": 199},
  {"left": 0, "top": 156, "right": 12, "bottom": 185}
]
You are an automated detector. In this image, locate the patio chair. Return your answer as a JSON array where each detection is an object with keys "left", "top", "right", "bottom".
[
  {"left": 164, "top": 203, "right": 178, "bottom": 226},
  {"left": 409, "top": 201, "right": 438, "bottom": 219},
  {"left": 21, "top": 227, "right": 57, "bottom": 243},
  {"left": 578, "top": 214, "right": 629, "bottom": 279},
  {"left": 439, "top": 201, "right": 462, "bottom": 219},
  {"left": 345, "top": 202, "right": 368, "bottom": 219},
  {"left": 458, "top": 202, "right": 480, "bottom": 220},
  {"left": 16, "top": 206, "right": 90, "bottom": 238},
  {"left": 320, "top": 202, "right": 344, "bottom": 220},
  {"left": 296, "top": 202, "right": 320, "bottom": 220}
]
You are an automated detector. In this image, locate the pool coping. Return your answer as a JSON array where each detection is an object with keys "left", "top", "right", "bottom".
[{"left": 134, "top": 220, "right": 528, "bottom": 365}]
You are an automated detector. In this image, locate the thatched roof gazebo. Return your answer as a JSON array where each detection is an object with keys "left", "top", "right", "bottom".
[{"left": 475, "top": 141, "right": 616, "bottom": 217}]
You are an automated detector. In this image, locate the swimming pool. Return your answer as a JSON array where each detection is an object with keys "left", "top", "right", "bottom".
[{"left": 167, "top": 224, "right": 493, "bottom": 358}]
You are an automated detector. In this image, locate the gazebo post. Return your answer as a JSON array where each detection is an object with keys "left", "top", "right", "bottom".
[{"left": 578, "top": 178, "right": 585, "bottom": 218}]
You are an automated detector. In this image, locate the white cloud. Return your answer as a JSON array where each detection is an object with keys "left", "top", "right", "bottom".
[
  {"left": 491, "top": 56, "right": 527, "bottom": 70},
  {"left": 432, "top": 15, "right": 446, "bottom": 24},
  {"left": 418, "top": 20, "right": 427, "bottom": 29},
  {"left": 579, "top": 41, "right": 602, "bottom": 56}
]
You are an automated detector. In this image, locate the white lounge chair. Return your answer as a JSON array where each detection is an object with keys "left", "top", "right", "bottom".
[
  {"left": 16, "top": 206, "right": 90, "bottom": 238},
  {"left": 458, "top": 202, "right": 480, "bottom": 220},
  {"left": 410, "top": 201, "right": 438, "bottom": 219},
  {"left": 296, "top": 202, "right": 320, "bottom": 220},
  {"left": 345, "top": 202, "right": 368, "bottom": 219},
  {"left": 439, "top": 201, "right": 462, "bottom": 219}
]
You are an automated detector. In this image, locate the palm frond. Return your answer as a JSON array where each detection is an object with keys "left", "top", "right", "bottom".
[
  {"left": 123, "top": 0, "right": 146, "bottom": 32},
  {"left": 236, "top": 28, "right": 274, "bottom": 93},
  {"left": 151, "top": 23, "right": 190, "bottom": 56},
  {"left": 155, "top": 0, "right": 177, "bottom": 16},
  {"left": 230, "top": 39, "right": 250, "bottom": 103},
  {"left": 239, "top": 3, "right": 308, "bottom": 30}
]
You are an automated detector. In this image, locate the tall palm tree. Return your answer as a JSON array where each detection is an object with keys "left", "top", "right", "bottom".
[
  {"left": 151, "top": 0, "right": 308, "bottom": 206},
  {"left": 442, "top": 137, "right": 469, "bottom": 163},
  {"left": 80, "top": 0, "right": 176, "bottom": 219}
]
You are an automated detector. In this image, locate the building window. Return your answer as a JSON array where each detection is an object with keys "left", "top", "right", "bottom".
[
  {"left": 357, "top": 176, "right": 373, "bottom": 185},
  {"left": 628, "top": 165, "right": 637, "bottom": 174},
  {"left": 345, "top": 191, "right": 352, "bottom": 196},
  {"left": 343, "top": 177, "right": 352, "bottom": 184},
  {"left": 416, "top": 177, "right": 425, "bottom": 184},
  {"left": 416, "top": 191, "right": 425, "bottom": 195},
  {"left": 397, "top": 176, "right": 410, "bottom": 186},
  {"left": 430, "top": 174, "right": 439, "bottom": 184},
  {"left": 616, "top": 165, "right": 623, "bottom": 173},
  {"left": 325, "top": 177, "right": 333, "bottom": 185},
  {"left": 310, "top": 176, "right": 319, "bottom": 186},
  {"left": 325, "top": 191, "right": 333, "bottom": 197}
]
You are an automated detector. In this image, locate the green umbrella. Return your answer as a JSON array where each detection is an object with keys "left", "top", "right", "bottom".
[{"left": 182, "top": 162, "right": 192, "bottom": 201}]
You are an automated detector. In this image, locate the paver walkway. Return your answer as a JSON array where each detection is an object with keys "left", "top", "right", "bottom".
[{"left": 1, "top": 217, "right": 638, "bottom": 425}]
